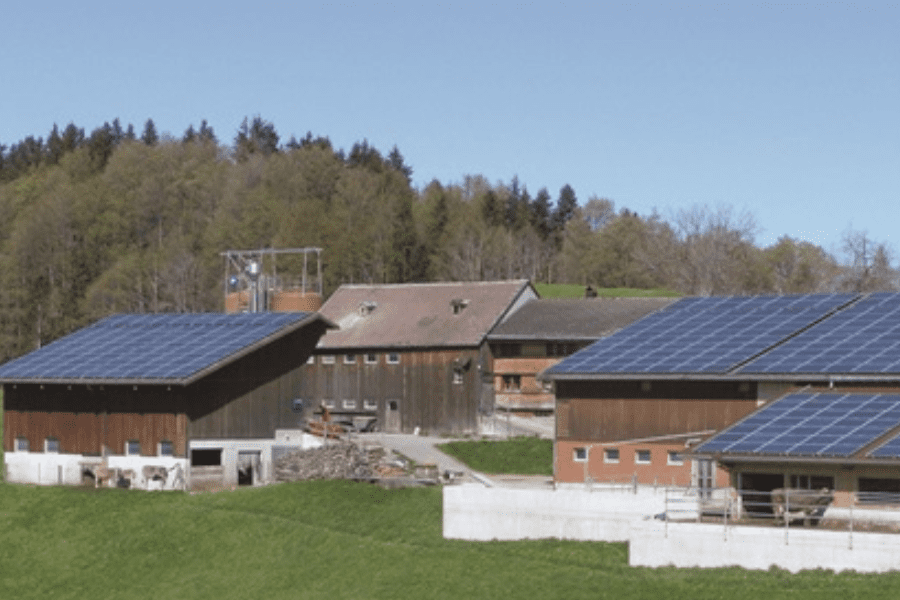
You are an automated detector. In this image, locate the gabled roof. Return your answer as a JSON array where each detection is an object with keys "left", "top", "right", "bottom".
[
  {"left": 316, "top": 280, "right": 535, "bottom": 350},
  {"left": 487, "top": 297, "right": 676, "bottom": 341},
  {"left": 546, "top": 293, "right": 862, "bottom": 380},
  {"left": 693, "top": 391, "right": 900, "bottom": 464},
  {"left": 0, "top": 312, "right": 335, "bottom": 386}
]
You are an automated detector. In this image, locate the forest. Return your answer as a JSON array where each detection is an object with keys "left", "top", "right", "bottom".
[{"left": 0, "top": 116, "right": 895, "bottom": 361}]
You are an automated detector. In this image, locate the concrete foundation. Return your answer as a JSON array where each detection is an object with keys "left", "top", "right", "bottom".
[{"left": 629, "top": 519, "right": 900, "bottom": 573}]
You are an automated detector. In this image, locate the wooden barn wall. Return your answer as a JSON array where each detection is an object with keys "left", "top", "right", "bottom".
[
  {"left": 3, "top": 384, "right": 188, "bottom": 456},
  {"left": 186, "top": 322, "right": 328, "bottom": 439},
  {"left": 299, "top": 346, "right": 485, "bottom": 434},
  {"left": 556, "top": 380, "right": 759, "bottom": 442}
]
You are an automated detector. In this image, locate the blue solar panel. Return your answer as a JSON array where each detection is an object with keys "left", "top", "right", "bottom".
[
  {"left": 740, "top": 293, "right": 900, "bottom": 375},
  {"left": 0, "top": 312, "right": 315, "bottom": 383},
  {"left": 695, "top": 392, "right": 900, "bottom": 458},
  {"left": 547, "top": 293, "right": 857, "bottom": 375}
]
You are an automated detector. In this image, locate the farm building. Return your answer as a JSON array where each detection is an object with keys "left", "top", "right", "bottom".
[
  {"left": 1, "top": 311, "right": 335, "bottom": 490},
  {"left": 299, "top": 280, "right": 537, "bottom": 434},
  {"left": 487, "top": 297, "right": 675, "bottom": 415},
  {"left": 543, "top": 292, "right": 900, "bottom": 491}
]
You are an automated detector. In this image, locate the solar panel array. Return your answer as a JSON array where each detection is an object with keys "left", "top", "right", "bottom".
[
  {"left": 696, "top": 392, "right": 900, "bottom": 458},
  {"left": 547, "top": 293, "right": 856, "bottom": 375},
  {"left": 0, "top": 312, "right": 313, "bottom": 383},
  {"left": 740, "top": 292, "right": 900, "bottom": 375}
]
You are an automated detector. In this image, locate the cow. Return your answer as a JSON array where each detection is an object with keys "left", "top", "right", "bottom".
[{"left": 770, "top": 488, "right": 833, "bottom": 525}]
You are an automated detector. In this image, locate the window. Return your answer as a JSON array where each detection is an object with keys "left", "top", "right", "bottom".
[
  {"left": 387, "top": 352, "right": 400, "bottom": 365},
  {"left": 291, "top": 398, "right": 305, "bottom": 413},
  {"left": 365, "top": 353, "right": 378, "bottom": 364},
  {"left": 321, "top": 354, "right": 335, "bottom": 365},
  {"left": 452, "top": 371, "right": 464, "bottom": 385},
  {"left": 323, "top": 399, "right": 336, "bottom": 409},
  {"left": 45, "top": 438, "right": 59, "bottom": 453},
  {"left": 667, "top": 451, "right": 683, "bottom": 466},
  {"left": 573, "top": 447, "right": 588, "bottom": 462},
  {"left": 541, "top": 380, "right": 554, "bottom": 393},
  {"left": 158, "top": 440, "right": 174, "bottom": 457},
  {"left": 635, "top": 449, "right": 652, "bottom": 464},
  {"left": 603, "top": 448, "right": 619, "bottom": 464},
  {"left": 363, "top": 399, "right": 378, "bottom": 411},
  {"left": 306, "top": 355, "right": 315, "bottom": 365},
  {"left": 502, "top": 374, "right": 521, "bottom": 392},
  {"left": 343, "top": 399, "right": 357, "bottom": 410},
  {"left": 344, "top": 354, "right": 356, "bottom": 364},
  {"left": 493, "top": 343, "right": 521, "bottom": 358},
  {"left": 191, "top": 448, "right": 222, "bottom": 467},
  {"left": 126, "top": 440, "right": 141, "bottom": 456},
  {"left": 15, "top": 437, "right": 29, "bottom": 452},
  {"left": 790, "top": 474, "right": 834, "bottom": 490}
]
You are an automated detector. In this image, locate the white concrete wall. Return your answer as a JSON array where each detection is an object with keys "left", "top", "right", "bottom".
[
  {"left": 629, "top": 520, "right": 900, "bottom": 573},
  {"left": 4, "top": 452, "right": 187, "bottom": 490},
  {"left": 190, "top": 431, "right": 323, "bottom": 487},
  {"left": 443, "top": 483, "right": 682, "bottom": 542}
]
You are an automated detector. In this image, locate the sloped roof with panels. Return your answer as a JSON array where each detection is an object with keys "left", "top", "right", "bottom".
[
  {"left": 694, "top": 391, "right": 900, "bottom": 464},
  {"left": 0, "top": 312, "right": 335, "bottom": 386},
  {"left": 316, "top": 280, "right": 535, "bottom": 350},
  {"left": 545, "top": 293, "right": 861, "bottom": 380},
  {"left": 488, "top": 297, "right": 676, "bottom": 341}
]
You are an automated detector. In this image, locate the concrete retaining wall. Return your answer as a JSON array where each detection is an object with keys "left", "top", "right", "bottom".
[
  {"left": 443, "top": 483, "right": 684, "bottom": 542},
  {"left": 4, "top": 452, "right": 187, "bottom": 490},
  {"left": 629, "top": 520, "right": 900, "bottom": 573}
]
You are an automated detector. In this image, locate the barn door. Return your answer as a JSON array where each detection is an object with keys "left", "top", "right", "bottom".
[
  {"left": 237, "top": 451, "right": 260, "bottom": 486},
  {"left": 386, "top": 400, "right": 401, "bottom": 433}
]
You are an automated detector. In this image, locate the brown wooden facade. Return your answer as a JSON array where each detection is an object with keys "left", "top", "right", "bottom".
[
  {"left": 3, "top": 319, "right": 330, "bottom": 457},
  {"left": 300, "top": 346, "right": 490, "bottom": 434}
]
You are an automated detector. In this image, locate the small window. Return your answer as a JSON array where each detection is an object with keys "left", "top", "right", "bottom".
[
  {"left": 603, "top": 448, "right": 619, "bottom": 464},
  {"left": 323, "top": 399, "right": 336, "bottom": 409},
  {"left": 191, "top": 448, "right": 222, "bottom": 467},
  {"left": 321, "top": 355, "right": 335, "bottom": 365},
  {"left": 343, "top": 399, "right": 357, "bottom": 410},
  {"left": 363, "top": 399, "right": 378, "bottom": 411},
  {"left": 306, "top": 355, "right": 315, "bottom": 365},
  {"left": 344, "top": 354, "right": 356, "bottom": 364},
  {"left": 667, "top": 451, "right": 683, "bottom": 466},
  {"left": 45, "top": 437, "right": 59, "bottom": 453},
  {"left": 158, "top": 440, "right": 174, "bottom": 457},
  {"left": 452, "top": 371, "right": 464, "bottom": 385},
  {"left": 387, "top": 352, "right": 400, "bottom": 365},
  {"left": 541, "top": 380, "right": 553, "bottom": 393},
  {"left": 635, "top": 449, "right": 652, "bottom": 465},
  {"left": 15, "top": 437, "right": 29, "bottom": 452},
  {"left": 388, "top": 400, "right": 399, "bottom": 411},
  {"left": 573, "top": 447, "right": 588, "bottom": 462},
  {"left": 502, "top": 374, "right": 521, "bottom": 392},
  {"left": 126, "top": 440, "right": 141, "bottom": 456},
  {"left": 365, "top": 353, "right": 378, "bottom": 364}
]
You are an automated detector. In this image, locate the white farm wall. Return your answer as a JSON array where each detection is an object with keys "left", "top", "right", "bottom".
[
  {"left": 4, "top": 451, "right": 187, "bottom": 490},
  {"left": 443, "top": 483, "right": 684, "bottom": 542},
  {"left": 629, "top": 520, "right": 900, "bottom": 573}
]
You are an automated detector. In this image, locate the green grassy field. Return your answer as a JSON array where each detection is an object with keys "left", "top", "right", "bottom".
[
  {"left": 438, "top": 437, "right": 552, "bottom": 475},
  {"left": 1, "top": 481, "right": 898, "bottom": 599},
  {"left": 534, "top": 283, "right": 681, "bottom": 299}
]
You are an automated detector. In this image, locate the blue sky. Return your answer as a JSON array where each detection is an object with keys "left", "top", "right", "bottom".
[{"left": 2, "top": 2, "right": 898, "bottom": 255}]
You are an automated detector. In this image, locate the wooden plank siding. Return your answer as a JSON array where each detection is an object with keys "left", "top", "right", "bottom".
[
  {"left": 555, "top": 380, "right": 759, "bottom": 442},
  {"left": 3, "top": 384, "right": 188, "bottom": 457},
  {"left": 300, "top": 347, "right": 488, "bottom": 434}
]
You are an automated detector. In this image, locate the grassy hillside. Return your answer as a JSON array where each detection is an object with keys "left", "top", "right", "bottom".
[
  {"left": 534, "top": 283, "right": 682, "bottom": 299},
  {"left": 439, "top": 437, "right": 552, "bottom": 475},
  {"left": 1, "top": 481, "right": 898, "bottom": 599}
]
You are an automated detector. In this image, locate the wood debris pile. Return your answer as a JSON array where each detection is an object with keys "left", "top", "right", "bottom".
[{"left": 274, "top": 442, "right": 388, "bottom": 482}]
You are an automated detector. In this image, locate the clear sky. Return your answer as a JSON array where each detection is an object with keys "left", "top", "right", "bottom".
[{"left": 2, "top": 2, "right": 898, "bottom": 255}]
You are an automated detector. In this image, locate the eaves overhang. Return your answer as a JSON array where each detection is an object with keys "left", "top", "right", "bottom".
[
  {"left": 688, "top": 452, "right": 900, "bottom": 469},
  {"left": 540, "top": 371, "right": 900, "bottom": 383}
]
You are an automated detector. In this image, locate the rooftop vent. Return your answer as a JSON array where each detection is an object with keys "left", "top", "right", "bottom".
[
  {"left": 451, "top": 298, "right": 469, "bottom": 315},
  {"left": 359, "top": 301, "right": 378, "bottom": 316}
]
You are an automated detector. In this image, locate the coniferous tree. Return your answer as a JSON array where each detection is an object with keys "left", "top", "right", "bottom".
[{"left": 141, "top": 119, "right": 159, "bottom": 146}]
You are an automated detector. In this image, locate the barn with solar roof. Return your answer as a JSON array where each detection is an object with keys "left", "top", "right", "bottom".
[
  {"left": 543, "top": 291, "right": 900, "bottom": 504},
  {"left": 1, "top": 311, "right": 334, "bottom": 490}
]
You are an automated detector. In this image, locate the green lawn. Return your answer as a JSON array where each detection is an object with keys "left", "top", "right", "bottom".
[
  {"left": 438, "top": 436, "right": 552, "bottom": 475},
  {"left": 534, "top": 283, "right": 681, "bottom": 299},
  {"left": 1, "top": 480, "right": 898, "bottom": 599}
]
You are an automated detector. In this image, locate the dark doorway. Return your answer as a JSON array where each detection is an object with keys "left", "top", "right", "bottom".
[{"left": 739, "top": 472, "right": 784, "bottom": 517}]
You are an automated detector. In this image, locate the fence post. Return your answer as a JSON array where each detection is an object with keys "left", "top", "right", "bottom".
[
  {"left": 849, "top": 493, "right": 854, "bottom": 551},
  {"left": 632, "top": 474, "right": 637, "bottom": 495},
  {"left": 664, "top": 487, "right": 669, "bottom": 539},
  {"left": 784, "top": 489, "right": 790, "bottom": 546},
  {"left": 723, "top": 489, "right": 728, "bottom": 541}
]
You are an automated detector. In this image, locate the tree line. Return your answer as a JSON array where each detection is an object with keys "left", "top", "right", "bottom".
[{"left": 0, "top": 117, "right": 895, "bottom": 360}]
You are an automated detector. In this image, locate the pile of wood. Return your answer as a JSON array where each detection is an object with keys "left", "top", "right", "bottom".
[{"left": 273, "top": 442, "right": 380, "bottom": 482}]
